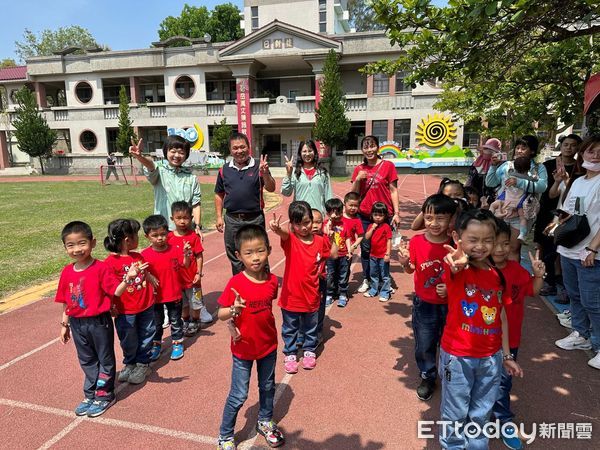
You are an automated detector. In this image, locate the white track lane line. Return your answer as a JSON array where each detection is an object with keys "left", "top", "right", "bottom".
[
  {"left": 0, "top": 338, "right": 60, "bottom": 373},
  {"left": 37, "top": 417, "right": 85, "bottom": 450}
]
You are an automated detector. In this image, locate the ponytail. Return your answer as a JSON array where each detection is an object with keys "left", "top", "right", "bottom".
[{"left": 104, "top": 219, "right": 140, "bottom": 253}]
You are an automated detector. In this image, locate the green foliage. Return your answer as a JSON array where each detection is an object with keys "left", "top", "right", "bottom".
[
  {"left": 12, "top": 87, "right": 57, "bottom": 174},
  {"left": 367, "top": 0, "right": 600, "bottom": 138},
  {"left": 15, "top": 26, "right": 104, "bottom": 62},
  {"left": 211, "top": 118, "right": 233, "bottom": 158},
  {"left": 158, "top": 3, "right": 243, "bottom": 44},
  {"left": 116, "top": 86, "right": 135, "bottom": 156},
  {"left": 313, "top": 50, "right": 351, "bottom": 152},
  {"left": 348, "top": 0, "right": 385, "bottom": 31},
  {"left": 0, "top": 58, "right": 16, "bottom": 68}
]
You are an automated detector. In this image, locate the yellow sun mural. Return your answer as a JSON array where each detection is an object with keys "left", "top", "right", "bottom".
[{"left": 416, "top": 113, "right": 457, "bottom": 147}]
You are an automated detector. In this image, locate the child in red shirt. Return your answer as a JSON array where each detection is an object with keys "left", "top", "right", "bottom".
[
  {"left": 270, "top": 201, "right": 330, "bottom": 374},
  {"left": 342, "top": 191, "right": 365, "bottom": 260},
  {"left": 168, "top": 201, "right": 208, "bottom": 336},
  {"left": 439, "top": 209, "right": 523, "bottom": 449},
  {"left": 324, "top": 197, "right": 352, "bottom": 307},
  {"left": 491, "top": 220, "right": 544, "bottom": 448},
  {"left": 141, "top": 215, "right": 190, "bottom": 362},
  {"left": 104, "top": 218, "right": 156, "bottom": 385},
  {"left": 217, "top": 225, "right": 284, "bottom": 450},
  {"left": 364, "top": 202, "right": 393, "bottom": 301},
  {"left": 56, "top": 221, "right": 142, "bottom": 418},
  {"left": 399, "top": 194, "right": 457, "bottom": 401}
]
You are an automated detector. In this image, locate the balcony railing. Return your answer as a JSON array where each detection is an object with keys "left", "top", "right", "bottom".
[
  {"left": 149, "top": 106, "right": 166, "bottom": 118},
  {"left": 207, "top": 102, "right": 225, "bottom": 116},
  {"left": 53, "top": 109, "right": 69, "bottom": 121},
  {"left": 346, "top": 95, "right": 367, "bottom": 112},
  {"left": 104, "top": 107, "right": 119, "bottom": 120},
  {"left": 392, "top": 93, "right": 415, "bottom": 110}
]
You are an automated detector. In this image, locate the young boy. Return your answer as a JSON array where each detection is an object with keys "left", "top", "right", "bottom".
[
  {"left": 491, "top": 220, "right": 544, "bottom": 450},
  {"left": 399, "top": 194, "right": 457, "bottom": 401},
  {"left": 342, "top": 191, "right": 365, "bottom": 261},
  {"left": 217, "top": 225, "right": 285, "bottom": 450},
  {"left": 56, "top": 221, "right": 143, "bottom": 417},
  {"left": 141, "top": 215, "right": 190, "bottom": 361},
  {"left": 324, "top": 198, "right": 352, "bottom": 307},
  {"left": 168, "top": 201, "right": 210, "bottom": 336}
]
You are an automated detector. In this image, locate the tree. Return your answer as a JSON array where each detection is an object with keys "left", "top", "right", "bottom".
[
  {"left": 348, "top": 0, "right": 384, "bottom": 32},
  {"left": 368, "top": 0, "right": 600, "bottom": 138},
  {"left": 211, "top": 118, "right": 232, "bottom": 158},
  {"left": 116, "top": 86, "right": 135, "bottom": 158},
  {"left": 158, "top": 3, "right": 243, "bottom": 44},
  {"left": 12, "top": 87, "right": 57, "bottom": 174},
  {"left": 15, "top": 26, "right": 104, "bottom": 62},
  {"left": 0, "top": 58, "right": 16, "bottom": 68},
  {"left": 313, "top": 50, "right": 351, "bottom": 153}
]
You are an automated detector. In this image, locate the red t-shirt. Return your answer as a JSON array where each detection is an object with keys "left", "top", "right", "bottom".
[
  {"left": 141, "top": 245, "right": 183, "bottom": 303},
  {"left": 218, "top": 272, "right": 278, "bottom": 360},
  {"left": 325, "top": 218, "right": 349, "bottom": 256},
  {"left": 351, "top": 160, "right": 398, "bottom": 217},
  {"left": 342, "top": 216, "right": 364, "bottom": 245},
  {"left": 55, "top": 259, "right": 120, "bottom": 318},
  {"left": 500, "top": 261, "right": 533, "bottom": 348},
  {"left": 367, "top": 223, "right": 392, "bottom": 258},
  {"left": 103, "top": 252, "right": 155, "bottom": 315},
  {"left": 167, "top": 230, "right": 204, "bottom": 288},
  {"left": 441, "top": 263, "right": 511, "bottom": 358},
  {"left": 409, "top": 234, "right": 450, "bottom": 304},
  {"left": 279, "top": 232, "right": 330, "bottom": 312}
]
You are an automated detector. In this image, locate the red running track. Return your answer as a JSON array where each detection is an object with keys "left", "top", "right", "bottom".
[{"left": 0, "top": 175, "right": 598, "bottom": 449}]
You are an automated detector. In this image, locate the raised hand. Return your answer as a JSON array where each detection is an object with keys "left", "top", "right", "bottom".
[
  {"left": 129, "top": 137, "right": 144, "bottom": 157},
  {"left": 284, "top": 155, "right": 294, "bottom": 177},
  {"left": 528, "top": 249, "right": 546, "bottom": 277},
  {"left": 269, "top": 212, "right": 283, "bottom": 233},
  {"left": 126, "top": 261, "right": 148, "bottom": 281},
  {"left": 443, "top": 240, "right": 469, "bottom": 272},
  {"left": 552, "top": 167, "right": 569, "bottom": 184},
  {"left": 397, "top": 238, "right": 410, "bottom": 266},
  {"left": 480, "top": 196, "right": 489, "bottom": 209},
  {"left": 230, "top": 288, "right": 247, "bottom": 315},
  {"left": 259, "top": 154, "right": 270, "bottom": 175}
]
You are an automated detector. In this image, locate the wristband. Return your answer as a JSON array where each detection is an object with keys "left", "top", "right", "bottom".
[
  {"left": 61, "top": 321, "right": 70, "bottom": 328},
  {"left": 503, "top": 353, "right": 514, "bottom": 361},
  {"left": 585, "top": 247, "right": 598, "bottom": 254},
  {"left": 230, "top": 305, "right": 240, "bottom": 318},
  {"left": 196, "top": 224, "right": 203, "bottom": 230}
]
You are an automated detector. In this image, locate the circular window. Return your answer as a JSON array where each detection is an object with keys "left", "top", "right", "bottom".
[
  {"left": 174, "top": 75, "right": 195, "bottom": 100},
  {"left": 80, "top": 130, "right": 97, "bottom": 151},
  {"left": 75, "top": 81, "right": 93, "bottom": 103}
]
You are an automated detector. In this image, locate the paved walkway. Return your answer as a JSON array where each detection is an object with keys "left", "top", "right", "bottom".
[{"left": 1, "top": 175, "right": 598, "bottom": 449}]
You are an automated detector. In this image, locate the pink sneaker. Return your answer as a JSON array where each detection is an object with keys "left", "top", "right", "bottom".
[
  {"left": 284, "top": 355, "right": 298, "bottom": 374},
  {"left": 302, "top": 351, "right": 316, "bottom": 370}
]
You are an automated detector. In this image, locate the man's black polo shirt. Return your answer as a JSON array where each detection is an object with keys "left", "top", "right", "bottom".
[{"left": 214, "top": 157, "right": 264, "bottom": 214}]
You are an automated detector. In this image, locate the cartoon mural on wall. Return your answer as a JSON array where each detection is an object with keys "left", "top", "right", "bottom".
[
  {"left": 379, "top": 114, "right": 473, "bottom": 169},
  {"left": 167, "top": 124, "right": 224, "bottom": 168}
]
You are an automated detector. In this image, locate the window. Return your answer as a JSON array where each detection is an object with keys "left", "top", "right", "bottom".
[
  {"left": 75, "top": 81, "right": 93, "bottom": 103},
  {"left": 251, "top": 6, "right": 259, "bottom": 30},
  {"left": 394, "top": 119, "right": 411, "bottom": 149},
  {"left": 462, "top": 123, "right": 480, "bottom": 149},
  {"left": 319, "top": 0, "right": 327, "bottom": 33},
  {"left": 373, "top": 74, "right": 389, "bottom": 95},
  {"left": 395, "top": 72, "right": 411, "bottom": 94},
  {"left": 372, "top": 120, "right": 388, "bottom": 144},
  {"left": 80, "top": 130, "right": 97, "bottom": 151},
  {"left": 106, "top": 128, "right": 118, "bottom": 153},
  {"left": 103, "top": 85, "right": 128, "bottom": 105},
  {"left": 174, "top": 75, "right": 195, "bottom": 100}
]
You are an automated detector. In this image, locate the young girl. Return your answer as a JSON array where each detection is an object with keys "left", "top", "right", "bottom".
[
  {"left": 440, "top": 209, "right": 523, "bottom": 449},
  {"left": 269, "top": 201, "right": 330, "bottom": 373},
  {"left": 411, "top": 178, "right": 466, "bottom": 230},
  {"left": 103, "top": 219, "right": 157, "bottom": 385},
  {"left": 363, "top": 202, "right": 393, "bottom": 302}
]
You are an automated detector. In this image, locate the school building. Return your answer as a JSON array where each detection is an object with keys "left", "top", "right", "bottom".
[{"left": 0, "top": 0, "right": 476, "bottom": 174}]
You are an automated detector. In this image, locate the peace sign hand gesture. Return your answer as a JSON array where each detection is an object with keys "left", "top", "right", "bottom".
[
  {"left": 259, "top": 154, "right": 270, "bottom": 175},
  {"left": 443, "top": 240, "right": 469, "bottom": 273},
  {"left": 284, "top": 155, "right": 294, "bottom": 177},
  {"left": 528, "top": 249, "right": 546, "bottom": 278},
  {"left": 230, "top": 288, "right": 247, "bottom": 313},
  {"left": 129, "top": 138, "right": 144, "bottom": 157},
  {"left": 269, "top": 213, "right": 283, "bottom": 233}
]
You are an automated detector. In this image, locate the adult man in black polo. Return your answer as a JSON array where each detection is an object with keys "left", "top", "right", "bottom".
[{"left": 214, "top": 132, "right": 276, "bottom": 274}]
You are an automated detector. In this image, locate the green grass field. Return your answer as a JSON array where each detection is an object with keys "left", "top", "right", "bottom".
[{"left": 0, "top": 182, "right": 216, "bottom": 298}]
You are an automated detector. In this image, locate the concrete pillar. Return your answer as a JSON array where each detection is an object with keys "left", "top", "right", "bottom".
[
  {"left": 0, "top": 131, "right": 10, "bottom": 169},
  {"left": 34, "top": 82, "right": 47, "bottom": 108},
  {"left": 129, "top": 77, "right": 139, "bottom": 104},
  {"left": 387, "top": 119, "right": 394, "bottom": 142},
  {"left": 366, "top": 120, "right": 373, "bottom": 136},
  {"left": 389, "top": 73, "right": 396, "bottom": 97},
  {"left": 366, "top": 75, "right": 374, "bottom": 97}
]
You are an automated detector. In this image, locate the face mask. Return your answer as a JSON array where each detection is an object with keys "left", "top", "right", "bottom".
[{"left": 582, "top": 160, "right": 600, "bottom": 172}]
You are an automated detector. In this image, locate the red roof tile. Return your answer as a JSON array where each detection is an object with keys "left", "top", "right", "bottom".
[{"left": 0, "top": 66, "right": 27, "bottom": 81}]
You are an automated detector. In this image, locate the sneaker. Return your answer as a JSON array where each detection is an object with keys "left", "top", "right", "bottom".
[
  {"left": 117, "top": 364, "right": 136, "bottom": 383},
  {"left": 74, "top": 398, "right": 94, "bottom": 416},
  {"left": 556, "top": 309, "right": 571, "bottom": 320},
  {"left": 185, "top": 321, "right": 200, "bottom": 336},
  {"left": 283, "top": 355, "right": 298, "bottom": 374},
  {"left": 182, "top": 320, "right": 189, "bottom": 334},
  {"left": 500, "top": 424, "right": 523, "bottom": 450},
  {"left": 357, "top": 280, "right": 370, "bottom": 293},
  {"left": 540, "top": 285, "right": 557, "bottom": 296},
  {"left": 149, "top": 343, "right": 161, "bottom": 362},
  {"left": 416, "top": 379, "right": 435, "bottom": 401},
  {"left": 337, "top": 295, "right": 348, "bottom": 308},
  {"left": 588, "top": 351, "right": 600, "bottom": 370},
  {"left": 363, "top": 291, "right": 375, "bottom": 298},
  {"left": 200, "top": 305, "right": 214, "bottom": 323},
  {"left": 128, "top": 363, "right": 150, "bottom": 384},
  {"left": 325, "top": 295, "right": 334, "bottom": 307},
  {"left": 558, "top": 316, "right": 573, "bottom": 329},
  {"left": 86, "top": 398, "right": 116, "bottom": 418},
  {"left": 555, "top": 331, "right": 592, "bottom": 350},
  {"left": 302, "top": 351, "right": 317, "bottom": 370},
  {"left": 517, "top": 233, "right": 526, "bottom": 243},
  {"left": 556, "top": 289, "right": 570, "bottom": 305},
  {"left": 171, "top": 342, "right": 184, "bottom": 360},
  {"left": 256, "top": 420, "right": 285, "bottom": 448},
  {"left": 379, "top": 296, "right": 390, "bottom": 302},
  {"left": 217, "top": 438, "right": 236, "bottom": 450}
]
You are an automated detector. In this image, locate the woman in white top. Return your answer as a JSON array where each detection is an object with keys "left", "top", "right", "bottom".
[{"left": 552, "top": 135, "right": 600, "bottom": 370}]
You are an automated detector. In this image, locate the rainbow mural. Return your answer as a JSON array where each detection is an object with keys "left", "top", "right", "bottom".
[{"left": 377, "top": 141, "right": 474, "bottom": 169}]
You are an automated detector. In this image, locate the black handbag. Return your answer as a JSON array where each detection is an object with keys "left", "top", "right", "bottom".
[{"left": 554, "top": 198, "right": 590, "bottom": 248}]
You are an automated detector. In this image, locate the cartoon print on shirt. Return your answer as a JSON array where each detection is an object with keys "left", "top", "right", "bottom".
[
  {"left": 481, "top": 306, "right": 497, "bottom": 325},
  {"left": 424, "top": 261, "right": 444, "bottom": 288},
  {"left": 480, "top": 288, "right": 495, "bottom": 302},
  {"left": 69, "top": 279, "right": 86, "bottom": 310},
  {"left": 461, "top": 300, "right": 478, "bottom": 318},
  {"left": 465, "top": 284, "right": 478, "bottom": 297},
  {"left": 123, "top": 264, "right": 146, "bottom": 293}
]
